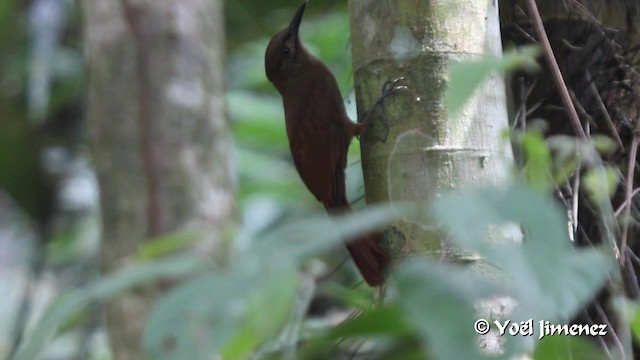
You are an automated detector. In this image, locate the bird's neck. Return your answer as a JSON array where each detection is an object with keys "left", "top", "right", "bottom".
[{"left": 274, "top": 49, "right": 318, "bottom": 94}]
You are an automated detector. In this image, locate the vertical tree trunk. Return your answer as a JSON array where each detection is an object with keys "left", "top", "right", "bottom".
[
  {"left": 83, "top": 0, "right": 234, "bottom": 358},
  {"left": 348, "top": 0, "right": 514, "bottom": 261}
]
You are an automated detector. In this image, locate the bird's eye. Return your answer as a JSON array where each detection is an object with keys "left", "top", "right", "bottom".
[{"left": 282, "top": 47, "right": 290, "bottom": 56}]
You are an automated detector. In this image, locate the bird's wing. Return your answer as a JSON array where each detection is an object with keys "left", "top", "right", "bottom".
[{"left": 291, "top": 117, "right": 349, "bottom": 210}]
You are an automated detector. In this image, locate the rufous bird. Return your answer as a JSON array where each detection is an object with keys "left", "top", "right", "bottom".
[{"left": 264, "top": 2, "right": 389, "bottom": 286}]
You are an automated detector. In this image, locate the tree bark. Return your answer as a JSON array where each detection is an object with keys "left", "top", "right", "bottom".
[
  {"left": 83, "top": 0, "right": 234, "bottom": 358},
  {"left": 348, "top": 0, "right": 514, "bottom": 261}
]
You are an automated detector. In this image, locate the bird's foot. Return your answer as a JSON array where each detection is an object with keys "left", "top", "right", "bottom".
[
  {"left": 355, "top": 76, "right": 409, "bottom": 140},
  {"left": 381, "top": 76, "right": 408, "bottom": 97},
  {"left": 358, "top": 77, "right": 409, "bottom": 132},
  {"left": 368, "top": 77, "right": 409, "bottom": 117}
]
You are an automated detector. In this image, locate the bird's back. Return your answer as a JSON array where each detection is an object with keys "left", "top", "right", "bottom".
[{"left": 282, "top": 57, "right": 352, "bottom": 209}]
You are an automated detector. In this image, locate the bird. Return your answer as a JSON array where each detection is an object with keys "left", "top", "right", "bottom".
[{"left": 264, "top": 2, "right": 389, "bottom": 286}]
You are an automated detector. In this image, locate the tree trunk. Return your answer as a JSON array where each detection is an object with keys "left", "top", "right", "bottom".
[
  {"left": 82, "top": 0, "right": 234, "bottom": 358},
  {"left": 348, "top": 0, "right": 514, "bottom": 261}
]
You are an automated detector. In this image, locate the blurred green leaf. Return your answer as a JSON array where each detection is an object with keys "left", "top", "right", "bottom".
[
  {"left": 521, "top": 129, "right": 553, "bottom": 191},
  {"left": 395, "top": 260, "right": 498, "bottom": 359},
  {"left": 533, "top": 335, "right": 608, "bottom": 360},
  {"left": 250, "top": 203, "right": 412, "bottom": 265},
  {"left": 331, "top": 306, "right": 411, "bottom": 338},
  {"left": 144, "top": 264, "right": 298, "bottom": 360},
  {"left": 546, "top": 136, "right": 577, "bottom": 167},
  {"left": 324, "top": 281, "right": 376, "bottom": 311},
  {"left": 70, "top": 255, "right": 203, "bottom": 305},
  {"left": 136, "top": 231, "right": 199, "bottom": 261},
  {"left": 590, "top": 135, "right": 618, "bottom": 155},
  {"left": 552, "top": 158, "right": 578, "bottom": 186},
  {"left": 446, "top": 46, "right": 540, "bottom": 114},
  {"left": 612, "top": 298, "right": 640, "bottom": 346},
  {"left": 15, "top": 293, "right": 86, "bottom": 360},
  {"left": 144, "top": 272, "right": 245, "bottom": 359},
  {"left": 15, "top": 256, "right": 204, "bottom": 360},
  {"left": 432, "top": 184, "right": 614, "bottom": 355},
  {"left": 583, "top": 167, "right": 619, "bottom": 204},
  {"left": 222, "top": 268, "right": 298, "bottom": 359}
]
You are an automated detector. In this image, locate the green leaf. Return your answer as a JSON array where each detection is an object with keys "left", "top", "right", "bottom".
[
  {"left": 552, "top": 158, "right": 578, "bottom": 186},
  {"left": 324, "top": 281, "right": 376, "bottom": 311},
  {"left": 446, "top": 46, "right": 540, "bottom": 114},
  {"left": 249, "top": 203, "right": 412, "bottom": 265},
  {"left": 583, "top": 167, "right": 619, "bottom": 204},
  {"left": 395, "top": 260, "right": 499, "bottom": 360},
  {"left": 534, "top": 335, "right": 609, "bottom": 360},
  {"left": 612, "top": 298, "right": 640, "bottom": 345},
  {"left": 143, "top": 264, "right": 299, "bottom": 360},
  {"left": 15, "top": 256, "right": 204, "bottom": 360},
  {"left": 546, "top": 135, "right": 578, "bottom": 167},
  {"left": 590, "top": 135, "right": 617, "bottom": 155},
  {"left": 15, "top": 293, "right": 87, "bottom": 360},
  {"left": 222, "top": 268, "right": 299, "bottom": 359},
  {"left": 144, "top": 271, "right": 255, "bottom": 359},
  {"left": 431, "top": 184, "right": 614, "bottom": 355},
  {"left": 330, "top": 306, "right": 412, "bottom": 338},
  {"left": 136, "top": 231, "right": 199, "bottom": 261},
  {"left": 521, "top": 129, "right": 553, "bottom": 191}
]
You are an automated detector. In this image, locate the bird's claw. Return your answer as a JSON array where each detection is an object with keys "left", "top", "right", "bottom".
[
  {"left": 358, "top": 76, "right": 410, "bottom": 132},
  {"left": 382, "top": 77, "right": 408, "bottom": 96},
  {"left": 373, "top": 77, "right": 409, "bottom": 106}
]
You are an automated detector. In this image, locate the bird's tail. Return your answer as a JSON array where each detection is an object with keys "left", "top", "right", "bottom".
[
  {"left": 344, "top": 231, "right": 389, "bottom": 286},
  {"left": 324, "top": 198, "right": 390, "bottom": 286}
]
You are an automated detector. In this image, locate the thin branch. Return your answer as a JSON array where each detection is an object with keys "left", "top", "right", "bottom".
[
  {"left": 615, "top": 187, "right": 640, "bottom": 217},
  {"left": 513, "top": 23, "right": 538, "bottom": 44},
  {"left": 524, "top": 0, "right": 588, "bottom": 140},
  {"left": 627, "top": 247, "right": 640, "bottom": 269},
  {"left": 579, "top": 309, "right": 613, "bottom": 358},
  {"left": 593, "top": 299, "right": 625, "bottom": 356},
  {"left": 317, "top": 255, "right": 350, "bottom": 283},
  {"left": 585, "top": 71, "right": 624, "bottom": 150},
  {"left": 621, "top": 128, "right": 639, "bottom": 266},
  {"left": 571, "top": 164, "right": 581, "bottom": 240},
  {"left": 253, "top": 273, "right": 317, "bottom": 360},
  {"left": 623, "top": 248, "right": 640, "bottom": 299},
  {"left": 569, "top": 89, "right": 595, "bottom": 129}
]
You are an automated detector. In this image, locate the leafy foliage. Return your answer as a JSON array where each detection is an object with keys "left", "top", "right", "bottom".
[
  {"left": 14, "top": 255, "right": 204, "bottom": 360},
  {"left": 445, "top": 46, "right": 540, "bottom": 114},
  {"left": 533, "top": 336, "right": 609, "bottom": 360},
  {"left": 432, "top": 184, "right": 613, "bottom": 358},
  {"left": 15, "top": 182, "right": 615, "bottom": 360},
  {"left": 5, "top": 3, "right": 621, "bottom": 360}
]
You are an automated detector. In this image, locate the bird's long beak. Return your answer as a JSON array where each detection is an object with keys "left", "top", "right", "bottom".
[{"left": 287, "top": 2, "right": 307, "bottom": 38}]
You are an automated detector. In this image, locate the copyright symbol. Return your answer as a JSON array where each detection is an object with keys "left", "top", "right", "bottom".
[{"left": 474, "top": 319, "right": 490, "bottom": 335}]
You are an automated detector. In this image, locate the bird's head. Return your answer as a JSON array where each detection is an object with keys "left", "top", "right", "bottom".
[{"left": 265, "top": 2, "right": 308, "bottom": 93}]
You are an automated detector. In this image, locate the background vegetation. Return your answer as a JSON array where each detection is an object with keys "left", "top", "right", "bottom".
[{"left": 0, "top": 1, "right": 638, "bottom": 359}]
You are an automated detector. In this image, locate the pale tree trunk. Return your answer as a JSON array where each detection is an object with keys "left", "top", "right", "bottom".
[
  {"left": 82, "top": 0, "right": 234, "bottom": 358},
  {"left": 348, "top": 0, "right": 514, "bottom": 261},
  {"left": 348, "top": 1, "right": 517, "bottom": 355}
]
